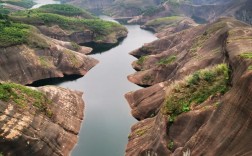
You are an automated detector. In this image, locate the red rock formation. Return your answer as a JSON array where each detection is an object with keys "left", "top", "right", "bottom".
[
  {"left": 0, "top": 35, "right": 98, "bottom": 85},
  {"left": 0, "top": 85, "right": 84, "bottom": 156},
  {"left": 126, "top": 17, "right": 252, "bottom": 156}
]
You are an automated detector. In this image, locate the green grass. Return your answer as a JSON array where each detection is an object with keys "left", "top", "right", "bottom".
[
  {"left": 71, "top": 42, "right": 81, "bottom": 51},
  {"left": 38, "top": 4, "right": 94, "bottom": 19},
  {"left": 0, "top": 82, "right": 52, "bottom": 117},
  {"left": 248, "top": 66, "right": 252, "bottom": 70},
  {"left": 168, "top": 140, "right": 174, "bottom": 150},
  {"left": 239, "top": 52, "right": 252, "bottom": 59},
  {"left": 137, "top": 56, "right": 147, "bottom": 65},
  {"left": 0, "top": 18, "right": 49, "bottom": 48},
  {"left": 142, "top": 6, "right": 164, "bottom": 16},
  {"left": 135, "top": 128, "right": 147, "bottom": 136},
  {"left": 64, "top": 49, "right": 79, "bottom": 67},
  {"left": 0, "top": 6, "right": 10, "bottom": 14},
  {"left": 157, "top": 55, "right": 176, "bottom": 65},
  {"left": 145, "top": 16, "right": 183, "bottom": 27},
  {"left": 162, "top": 64, "right": 230, "bottom": 120},
  {"left": 190, "top": 21, "right": 227, "bottom": 53},
  {"left": 142, "top": 75, "right": 153, "bottom": 84},
  {"left": 10, "top": 11, "right": 126, "bottom": 40},
  {"left": 39, "top": 56, "right": 53, "bottom": 68},
  {"left": 0, "top": 19, "right": 29, "bottom": 47}
]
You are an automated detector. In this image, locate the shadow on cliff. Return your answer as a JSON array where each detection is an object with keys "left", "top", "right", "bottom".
[
  {"left": 82, "top": 37, "right": 126, "bottom": 54},
  {"left": 28, "top": 75, "right": 83, "bottom": 87}
]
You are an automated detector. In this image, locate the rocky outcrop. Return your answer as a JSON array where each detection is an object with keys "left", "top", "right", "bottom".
[
  {"left": 0, "top": 83, "right": 84, "bottom": 156},
  {"left": 125, "top": 18, "right": 252, "bottom": 155},
  {"left": 37, "top": 24, "right": 128, "bottom": 45},
  {"left": 0, "top": 33, "right": 98, "bottom": 85},
  {"left": 140, "top": 16, "right": 197, "bottom": 38}
]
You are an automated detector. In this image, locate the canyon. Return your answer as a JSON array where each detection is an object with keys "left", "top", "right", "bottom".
[{"left": 0, "top": 0, "right": 252, "bottom": 156}]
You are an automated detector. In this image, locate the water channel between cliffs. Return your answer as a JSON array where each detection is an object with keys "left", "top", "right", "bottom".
[
  {"left": 32, "top": 1, "right": 157, "bottom": 154},
  {"left": 64, "top": 16, "right": 157, "bottom": 156}
]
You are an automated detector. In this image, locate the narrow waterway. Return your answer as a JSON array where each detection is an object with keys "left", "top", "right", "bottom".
[
  {"left": 59, "top": 17, "right": 157, "bottom": 156},
  {"left": 30, "top": 1, "right": 157, "bottom": 155}
]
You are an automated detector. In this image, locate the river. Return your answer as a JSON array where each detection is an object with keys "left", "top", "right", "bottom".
[
  {"left": 64, "top": 19, "right": 157, "bottom": 156},
  {"left": 31, "top": 1, "right": 157, "bottom": 155}
]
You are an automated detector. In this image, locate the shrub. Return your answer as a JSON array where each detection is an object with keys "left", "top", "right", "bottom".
[
  {"left": 137, "top": 56, "right": 147, "bottom": 65},
  {"left": 71, "top": 42, "right": 81, "bottom": 51},
  {"left": 0, "top": 19, "right": 29, "bottom": 47},
  {"left": 240, "top": 52, "right": 252, "bottom": 59},
  {"left": 38, "top": 4, "right": 94, "bottom": 19},
  {"left": 157, "top": 55, "right": 176, "bottom": 65},
  {"left": 163, "top": 64, "right": 230, "bottom": 118},
  {"left": 11, "top": 11, "right": 126, "bottom": 38},
  {"left": 0, "top": 82, "right": 52, "bottom": 117},
  {"left": 168, "top": 140, "right": 174, "bottom": 150}
]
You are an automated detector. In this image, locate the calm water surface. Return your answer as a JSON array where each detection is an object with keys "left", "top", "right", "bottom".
[
  {"left": 30, "top": 0, "right": 157, "bottom": 153},
  {"left": 58, "top": 17, "right": 157, "bottom": 156}
]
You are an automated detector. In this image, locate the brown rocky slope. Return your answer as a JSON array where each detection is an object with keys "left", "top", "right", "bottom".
[
  {"left": 125, "top": 18, "right": 252, "bottom": 155},
  {"left": 0, "top": 28, "right": 98, "bottom": 85},
  {"left": 0, "top": 83, "right": 84, "bottom": 156}
]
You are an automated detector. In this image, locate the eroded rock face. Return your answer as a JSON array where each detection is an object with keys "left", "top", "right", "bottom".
[
  {"left": 0, "top": 36, "right": 98, "bottom": 85},
  {"left": 140, "top": 17, "right": 197, "bottom": 38},
  {"left": 0, "top": 85, "right": 84, "bottom": 156},
  {"left": 38, "top": 25, "right": 128, "bottom": 44},
  {"left": 125, "top": 18, "right": 252, "bottom": 155}
]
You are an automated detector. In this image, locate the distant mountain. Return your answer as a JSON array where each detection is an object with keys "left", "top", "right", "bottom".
[{"left": 62, "top": 0, "right": 252, "bottom": 24}]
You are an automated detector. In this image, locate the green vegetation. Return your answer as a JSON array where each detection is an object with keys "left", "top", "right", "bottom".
[
  {"left": 38, "top": 4, "right": 94, "bottom": 19},
  {"left": 248, "top": 66, "right": 252, "bottom": 70},
  {"left": 239, "top": 53, "right": 252, "bottom": 59},
  {"left": 0, "top": 19, "right": 29, "bottom": 47},
  {"left": 135, "top": 128, "right": 147, "bottom": 137},
  {"left": 168, "top": 140, "right": 174, "bottom": 150},
  {"left": 0, "top": 6, "right": 10, "bottom": 15},
  {"left": 71, "top": 42, "right": 81, "bottom": 51},
  {"left": 0, "top": 82, "right": 52, "bottom": 117},
  {"left": 157, "top": 55, "right": 176, "bottom": 65},
  {"left": 0, "top": 18, "right": 48, "bottom": 48},
  {"left": 137, "top": 56, "right": 147, "bottom": 65},
  {"left": 142, "top": 75, "right": 153, "bottom": 84},
  {"left": 139, "top": 46, "right": 154, "bottom": 54},
  {"left": 145, "top": 16, "right": 183, "bottom": 27},
  {"left": 11, "top": 9, "right": 126, "bottom": 41},
  {"left": 0, "top": 0, "right": 35, "bottom": 8},
  {"left": 142, "top": 6, "right": 164, "bottom": 16},
  {"left": 39, "top": 56, "right": 53, "bottom": 68},
  {"left": 64, "top": 49, "right": 79, "bottom": 67},
  {"left": 162, "top": 64, "right": 230, "bottom": 121},
  {"left": 190, "top": 21, "right": 227, "bottom": 53}
]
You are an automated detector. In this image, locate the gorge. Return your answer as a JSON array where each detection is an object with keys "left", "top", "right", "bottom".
[{"left": 0, "top": 0, "right": 252, "bottom": 156}]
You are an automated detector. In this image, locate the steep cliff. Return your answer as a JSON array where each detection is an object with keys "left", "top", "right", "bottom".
[
  {"left": 0, "top": 19, "right": 98, "bottom": 85},
  {"left": 126, "top": 18, "right": 252, "bottom": 155},
  {"left": 0, "top": 82, "right": 84, "bottom": 156}
]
